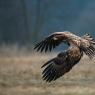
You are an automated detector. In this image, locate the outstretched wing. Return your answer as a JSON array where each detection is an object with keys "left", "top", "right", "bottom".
[
  {"left": 81, "top": 34, "right": 95, "bottom": 58},
  {"left": 41, "top": 50, "right": 82, "bottom": 82},
  {"left": 34, "top": 32, "right": 66, "bottom": 52}
]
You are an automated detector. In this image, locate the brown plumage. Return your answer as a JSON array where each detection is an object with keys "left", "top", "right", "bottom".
[{"left": 34, "top": 31, "right": 95, "bottom": 82}]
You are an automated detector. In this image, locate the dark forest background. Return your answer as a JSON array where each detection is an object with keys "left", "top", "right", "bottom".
[{"left": 0, "top": 0, "right": 95, "bottom": 47}]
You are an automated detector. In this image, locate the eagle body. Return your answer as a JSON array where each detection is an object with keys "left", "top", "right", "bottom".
[
  {"left": 34, "top": 31, "right": 95, "bottom": 82},
  {"left": 67, "top": 45, "right": 83, "bottom": 62}
]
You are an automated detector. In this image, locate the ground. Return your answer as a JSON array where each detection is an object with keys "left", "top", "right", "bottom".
[{"left": 0, "top": 46, "right": 95, "bottom": 95}]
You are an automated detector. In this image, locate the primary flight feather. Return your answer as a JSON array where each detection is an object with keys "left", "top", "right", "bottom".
[{"left": 34, "top": 31, "right": 95, "bottom": 82}]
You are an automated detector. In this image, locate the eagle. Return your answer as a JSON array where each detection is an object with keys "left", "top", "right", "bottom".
[{"left": 34, "top": 31, "right": 95, "bottom": 82}]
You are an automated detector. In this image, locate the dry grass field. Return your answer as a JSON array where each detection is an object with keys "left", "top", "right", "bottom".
[{"left": 0, "top": 45, "right": 95, "bottom": 95}]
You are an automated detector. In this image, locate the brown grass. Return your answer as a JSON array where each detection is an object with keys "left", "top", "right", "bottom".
[{"left": 0, "top": 45, "right": 95, "bottom": 95}]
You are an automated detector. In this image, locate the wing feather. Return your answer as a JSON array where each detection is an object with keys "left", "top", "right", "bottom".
[
  {"left": 34, "top": 32, "right": 64, "bottom": 52},
  {"left": 42, "top": 50, "right": 82, "bottom": 82}
]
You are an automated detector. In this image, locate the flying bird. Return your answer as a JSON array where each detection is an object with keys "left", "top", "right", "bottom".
[{"left": 34, "top": 31, "right": 95, "bottom": 82}]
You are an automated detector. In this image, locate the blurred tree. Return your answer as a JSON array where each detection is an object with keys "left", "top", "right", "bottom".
[
  {"left": 32, "top": 0, "right": 41, "bottom": 41},
  {"left": 32, "top": 0, "right": 49, "bottom": 42},
  {"left": 21, "top": 0, "right": 30, "bottom": 44}
]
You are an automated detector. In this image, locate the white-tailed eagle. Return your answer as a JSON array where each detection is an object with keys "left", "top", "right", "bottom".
[{"left": 34, "top": 31, "right": 95, "bottom": 82}]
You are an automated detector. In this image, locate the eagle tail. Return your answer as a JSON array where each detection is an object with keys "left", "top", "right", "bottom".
[
  {"left": 82, "top": 34, "right": 95, "bottom": 58},
  {"left": 83, "top": 34, "right": 95, "bottom": 44}
]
